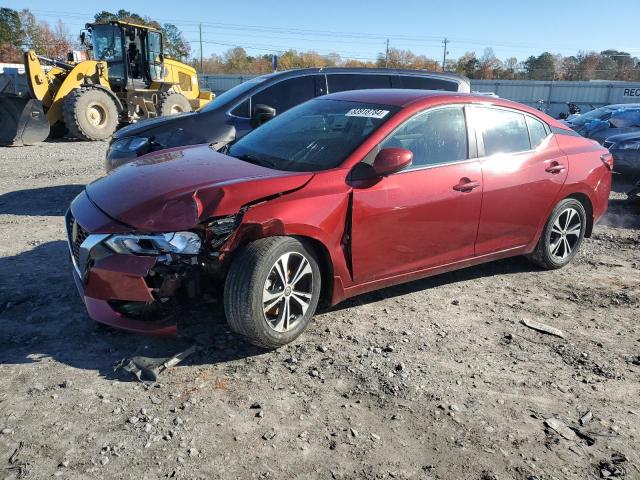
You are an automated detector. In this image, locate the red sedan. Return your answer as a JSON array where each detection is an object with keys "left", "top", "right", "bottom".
[{"left": 66, "top": 89, "right": 612, "bottom": 347}]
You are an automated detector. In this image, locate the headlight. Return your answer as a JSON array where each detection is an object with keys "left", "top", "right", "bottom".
[
  {"left": 110, "top": 136, "right": 150, "bottom": 153},
  {"left": 617, "top": 141, "right": 640, "bottom": 150},
  {"left": 105, "top": 232, "right": 201, "bottom": 255}
]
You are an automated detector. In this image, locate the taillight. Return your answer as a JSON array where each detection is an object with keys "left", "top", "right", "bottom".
[{"left": 600, "top": 152, "right": 614, "bottom": 170}]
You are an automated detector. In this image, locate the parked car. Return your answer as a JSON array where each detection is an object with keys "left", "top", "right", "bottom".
[
  {"left": 564, "top": 103, "right": 640, "bottom": 144},
  {"left": 603, "top": 131, "right": 640, "bottom": 175},
  {"left": 105, "top": 68, "right": 470, "bottom": 171},
  {"left": 68, "top": 89, "right": 612, "bottom": 347}
]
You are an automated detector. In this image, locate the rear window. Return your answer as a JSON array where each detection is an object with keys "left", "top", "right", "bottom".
[
  {"left": 395, "top": 75, "right": 459, "bottom": 92},
  {"left": 526, "top": 116, "right": 548, "bottom": 148},
  {"left": 477, "top": 108, "right": 531, "bottom": 156},
  {"left": 327, "top": 74, "right": 391, "bottom": 93}
]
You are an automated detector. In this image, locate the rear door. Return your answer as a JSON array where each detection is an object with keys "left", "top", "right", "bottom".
[
  {"left": 351, "top": 105, "right": 482, "bottom": 283},
  {"left": 471, "top": 107, "right": 568, "bottom": 255}
]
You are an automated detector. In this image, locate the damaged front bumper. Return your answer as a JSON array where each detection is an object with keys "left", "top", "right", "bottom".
[{"left": 65, "top": 194, "right": 210, "bottom": 336}]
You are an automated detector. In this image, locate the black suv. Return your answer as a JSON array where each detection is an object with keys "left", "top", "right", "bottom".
[{"left": 105, "top": 67, "right": 470, "bottom": 171}]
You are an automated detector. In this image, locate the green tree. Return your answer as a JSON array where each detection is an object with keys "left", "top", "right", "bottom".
[
  {"left": 0, "top": 7, "right": 23, "bottom": 62},
  {"left": 455, "top": 52, "right": 479, "bottom": 78},
  {"left": 524, "top": 52, "right": 557, "bottom": 80},
  {"left": 19, "top": 9, "right": 46, "bottom": 53},
  {"left": 0, "top": 7, "right": 22, "bottom": 47},
  {"left": 162, "top": 23, "right": 190, "bottom": 60}
]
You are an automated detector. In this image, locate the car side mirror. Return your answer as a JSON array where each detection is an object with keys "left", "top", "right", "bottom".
[
  {"left": 372, "top": 147, "right": 413, "bottom": 177},
  {"left": 251, "top": 104, "right": 276, "bottom": 128}
]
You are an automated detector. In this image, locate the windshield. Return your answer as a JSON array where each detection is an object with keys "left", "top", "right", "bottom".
[
  {"left": 569, "top": 107, "right": 614, "bottom": 126},
  {"left": 228, "top": 98, "right": 399, "bottom": 172},
  {"left": 199, "top": 76, "right": 269, "bottom": 112},
  {"left": 91, "top": 24, "right": 123, "bottom": 62}
]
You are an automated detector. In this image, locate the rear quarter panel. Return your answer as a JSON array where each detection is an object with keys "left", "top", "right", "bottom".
[{"left": 554, "top": 134, "right": 611, "bottom": 224}]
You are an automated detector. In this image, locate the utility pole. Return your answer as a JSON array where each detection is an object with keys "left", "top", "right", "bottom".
[
  {"left": 385, "top": 39, "right": 389, "bottom": 68},
  {"left": 442, "top": 38, "right": 449, "bottom": 72},
  {"left": 199, "top": 23, "right": 203, "bottom": 73}
]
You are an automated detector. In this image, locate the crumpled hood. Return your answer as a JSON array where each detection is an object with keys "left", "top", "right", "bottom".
[{"left": 86, "top": 144, "right": 313, "bottom": 232}]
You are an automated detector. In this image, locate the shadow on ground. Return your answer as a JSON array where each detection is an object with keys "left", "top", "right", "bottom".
[{"left": 0, "top": 184, "right": 85, "bottom": 216}]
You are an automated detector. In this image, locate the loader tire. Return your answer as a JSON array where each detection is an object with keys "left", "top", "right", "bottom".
[
  {"left": 157, "top": 92, "right": 192, "bottom": 116},
  {"left": 62, "top": 87, "right": 119, "bottom": 141}
]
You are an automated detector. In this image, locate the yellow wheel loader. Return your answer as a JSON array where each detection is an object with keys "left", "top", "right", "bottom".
[{"left": 0, "top": 20, "right": 213, "bottom": 146}]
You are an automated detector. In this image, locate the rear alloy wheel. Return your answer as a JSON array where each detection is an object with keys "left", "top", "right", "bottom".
[
  {"left": 224, "top": 237, "right": 321, "bottom": 348},
  {"left": 157, "top": 92, "right": 192, "bottom": 116},
  {"left": 528, "top": 198, "right": 587, "bottom": 269}
]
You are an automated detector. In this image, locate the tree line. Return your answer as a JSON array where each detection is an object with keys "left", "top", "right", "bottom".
[
  {"left": 2, "top": 7, "right": 639, "bottom": 82},
  {"left": 197, "top": 47, "right": 640, "bottom": 82}
]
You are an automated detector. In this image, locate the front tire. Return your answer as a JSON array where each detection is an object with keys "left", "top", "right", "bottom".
[
  {"left": 224, "top": 237, "right": 321, "bottom": 349},
  {"left": 62, "top": 87, "right": 119, "bottom": 141},
  {"left": 528, "top": 198, "right": 587, "bottom": 270}
]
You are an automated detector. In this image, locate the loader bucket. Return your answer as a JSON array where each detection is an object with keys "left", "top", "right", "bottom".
[{"left": 0, "top": 95, "right": 50, "bottom": 146}]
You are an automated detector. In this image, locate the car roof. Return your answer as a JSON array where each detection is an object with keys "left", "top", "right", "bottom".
[
  {"left": 254, "top": 67, "right": 469, "bottom": 84},
  {"left": 319, "top": 89, "right": 568, "bottom": 128},
  {"left": 321, "top": 88, "right": 532, "bottom": 109}
]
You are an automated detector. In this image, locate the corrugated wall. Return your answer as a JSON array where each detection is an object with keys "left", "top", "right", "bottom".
[{"left": 199, "top": 74, "right": 640, "bottom": 118}]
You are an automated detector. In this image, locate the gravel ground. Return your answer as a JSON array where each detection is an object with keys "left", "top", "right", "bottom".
[{"left": 0, "top": 140, "right": 639, "bottom": 480}]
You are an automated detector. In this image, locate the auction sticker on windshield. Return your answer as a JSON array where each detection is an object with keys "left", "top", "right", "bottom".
[{"left": 345, "top": 108, "right": 390, "bottom": 119}]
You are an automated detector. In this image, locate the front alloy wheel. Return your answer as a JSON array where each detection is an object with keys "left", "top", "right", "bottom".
[
  {"left": 224, "top": 237, "right": 321, "bottom": 348},
  {"left": 263, "top": 252, "right": 314, "bottom": 333},
  {"left": 528, "top": 198, "right": 587, "bottom": 270}
]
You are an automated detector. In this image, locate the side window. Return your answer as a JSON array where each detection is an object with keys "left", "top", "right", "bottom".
[
  {"left": 477, "top": 108, "right": 531, "bottom": 156},
  {"left": 251, "top": 76, "right": 316, "bottom": 115},
  {"left": 147, "top": 31, "right": 163, "bottom": 82},
  {"left": 230, "top": 99, "right": 250, "bottom": 117},
  {"left": 396, "top": 75, "right": 458, "bottom": 92},
  {"left": 380, "top": 106, "right": 468, "bottom": 170},
  {"left": 526, "top": 116, "right": 548, "bottom": 148},
  {"left": 327, "top": 74, "right": 391, "bottom": 93}
]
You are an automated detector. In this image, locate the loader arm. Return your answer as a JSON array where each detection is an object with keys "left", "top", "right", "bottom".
[{"left": 45, "top": 60, "right": 111, "bottom": 126}]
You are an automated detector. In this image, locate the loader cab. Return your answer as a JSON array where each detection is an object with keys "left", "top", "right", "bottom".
[{"left": 86, "top": 21, "right": 164, "bottom": 90}]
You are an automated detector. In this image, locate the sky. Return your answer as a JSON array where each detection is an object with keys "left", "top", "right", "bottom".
[{"left": 3, "top": 0, "right": 638, "bottom": 63}]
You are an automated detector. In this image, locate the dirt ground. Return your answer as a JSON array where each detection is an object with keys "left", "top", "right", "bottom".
[{"left": 0, "top": 140, "right": 638, "bottom": 480}]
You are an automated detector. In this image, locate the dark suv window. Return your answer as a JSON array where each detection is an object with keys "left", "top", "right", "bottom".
[
  {"left": 381, "top": 106, "right": 468, "bottom": 169},
  {"left": 251, "top": 76, "right": 317, "bottom": 115},
  {"left": 477, "top": 107, "right": 531, "bottom": 156},
  {"left": 327, "top": 74, "right": 391, "bottom": 93},
  {"left": 394, "top": 75, "right": 458, "bottom": 92}
]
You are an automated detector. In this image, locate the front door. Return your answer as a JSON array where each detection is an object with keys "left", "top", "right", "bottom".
[{"left": 351, "top": 106, "right": 483, "bottom": 283}]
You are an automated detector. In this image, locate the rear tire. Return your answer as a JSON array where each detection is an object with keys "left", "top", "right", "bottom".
[
  {"left": 527, "top": 198, "right": 587, "bottom": 270},
  {"left": 62, "top": 87, "right": 119, "bottom": 141},
  {"left": 157, "top": 92, "right": 192, "bottom": 116},
  {"left": 224, "top": 237, "right": 321, "bottom": 349}
]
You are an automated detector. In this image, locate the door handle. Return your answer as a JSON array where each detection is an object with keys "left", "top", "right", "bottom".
[
  {"left": 453, "top": 178, "right": 480, "bottom": 192},
  {"left": 545, "top": 162, "right": 566, "bottom": 174}
]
